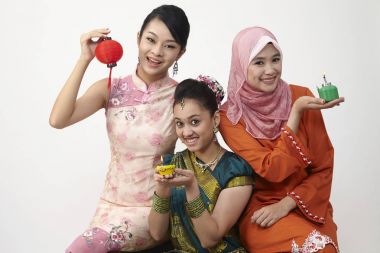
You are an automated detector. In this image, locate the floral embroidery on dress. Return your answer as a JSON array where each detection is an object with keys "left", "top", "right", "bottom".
[
  {"left": 125, "top": 108, "right": 137, "bottom": 121},
  {"left": 107, "top": 222, "right": 133, "bottom": 250},
  {"left": 111, "top": 98, "right": 121, "bottom": 106},
  {"left": 109, "top": 80, "right": 132, "bottom": 107},
  {"left": 82, "top": 227, "right": 98, "bottom": 246},
  {"left": 114, "top": 107, "right": 137, "bottom": 121},
  {"left": 291, "top": 230, "right": 339, "bottom": 253},
  {"left": 120, "top": 82, "right": 128, "bottom": 91}
]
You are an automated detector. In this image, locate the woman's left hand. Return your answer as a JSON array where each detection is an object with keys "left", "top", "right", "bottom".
[
  {"left": 293, "top": 96, "right": 345, "bottom": 113},
  {"left": 287, "top": 96, "right": 345, "bottom": 134},
  {"left": 251, "top": 196, "right": 296, "bottom": 227}
]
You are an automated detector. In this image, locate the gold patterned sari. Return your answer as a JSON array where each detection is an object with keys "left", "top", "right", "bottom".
[{"left": 167, "top": 149, "right": 254, "bottom": 253}]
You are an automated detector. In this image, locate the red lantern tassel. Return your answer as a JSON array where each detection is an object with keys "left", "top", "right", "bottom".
[{"left": 108, "top": 67, "right": 113, "bottom": 99}]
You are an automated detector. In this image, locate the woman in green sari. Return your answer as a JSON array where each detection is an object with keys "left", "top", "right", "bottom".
[{"left": 148, "top": 76, "right": 254, "bottom": 253}]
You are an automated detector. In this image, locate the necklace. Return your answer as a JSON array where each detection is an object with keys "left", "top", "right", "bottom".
[{"left": 193, "top": 146, "right": 223, "bottom": 172}]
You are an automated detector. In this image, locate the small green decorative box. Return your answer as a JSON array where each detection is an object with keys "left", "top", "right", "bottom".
[{"left": 317, "top": 75, "right": 339, "bottom": 102}]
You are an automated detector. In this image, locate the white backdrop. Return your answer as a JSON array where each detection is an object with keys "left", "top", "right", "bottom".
[{"left": 0, "top": 0, "right": 379, "bottom": 252}]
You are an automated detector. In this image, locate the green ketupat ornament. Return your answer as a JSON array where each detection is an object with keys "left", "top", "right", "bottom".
[{"left": 317, "top": 75, "right": 339, "bottom": 102}]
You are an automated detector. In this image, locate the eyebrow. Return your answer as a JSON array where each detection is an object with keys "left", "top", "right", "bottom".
[
  {"left": 146, "top": 31, "right": 177, "bottom": 43},
  {"left": 174, "top": 114, "right": 201, "bottom": 120},
  {"left": 254, "top": 53, "right": 281, "bottom": 61}
]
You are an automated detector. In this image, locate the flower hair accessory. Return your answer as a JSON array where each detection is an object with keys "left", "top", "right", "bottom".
[{"left": 196, "top": 75, "right": 225, "bottom": 106}]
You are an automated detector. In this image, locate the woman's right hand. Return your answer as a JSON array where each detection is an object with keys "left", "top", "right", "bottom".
[
  {"left": 251, "top": 196, "right": 296, "bottom": 227},
  {"left": 79, "top": 28, "right": 111, "bottom": 62}
]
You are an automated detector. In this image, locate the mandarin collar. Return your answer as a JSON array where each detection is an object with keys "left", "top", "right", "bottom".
[{"left": 132, "top": 68, "right": 171, "bottom": 92}]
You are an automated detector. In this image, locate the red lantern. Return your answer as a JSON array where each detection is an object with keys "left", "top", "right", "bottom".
[
  {"left": 95, "top": 37, "right": 124, "bottom": 96},
  {"left": 95, "top": 37, "right": 123, "bottom": 67}
]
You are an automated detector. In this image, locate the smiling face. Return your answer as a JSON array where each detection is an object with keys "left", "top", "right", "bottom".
[
  {"left": 247, "top": 43, "right": 282, "bottom": 93},
  {"left": 173, "top": 98, "right": 219, "bottom": 154},
  {"left": 137, "top": 18, "right": 184, "bottom": 84}
]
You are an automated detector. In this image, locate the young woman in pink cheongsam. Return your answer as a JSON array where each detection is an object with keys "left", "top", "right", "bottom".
[{"left": 49, "top": 5, "right": 190, "bottom": 253}]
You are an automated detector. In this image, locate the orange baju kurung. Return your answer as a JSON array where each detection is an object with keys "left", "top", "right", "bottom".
[{"left": 220, "top": 85, "right": 339, "bottom": 253}]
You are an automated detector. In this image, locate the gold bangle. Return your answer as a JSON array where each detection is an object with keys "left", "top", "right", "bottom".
[
  {"left": 186, "top": 194, "right": 206, "bottom": 218},
  {"left": 152, "top": 191, "right": 170, "bottom": 214}
]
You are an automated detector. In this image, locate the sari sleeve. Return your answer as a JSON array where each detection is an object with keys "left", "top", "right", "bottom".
[{"left": 223, "top": 153, "right": 255, "bottom": 188}]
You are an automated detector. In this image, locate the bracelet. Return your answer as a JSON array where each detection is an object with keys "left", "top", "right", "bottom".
[
  {"left": 152, "top": 191, "right": 170, "bottom": 214},
  {"left": 186, "top": 194, "right": 206, "bottom": 218}
]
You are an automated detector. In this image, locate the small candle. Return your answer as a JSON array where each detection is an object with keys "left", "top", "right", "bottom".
[
  {"left": 317, "top": 75, "right": 339, "bottom": 102},
  {"left": 155, "top": 156, "right": 175, "bottom": 176}
]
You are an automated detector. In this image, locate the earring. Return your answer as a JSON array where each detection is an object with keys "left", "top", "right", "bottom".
[
  {"left": 213, "top": 131, "right": 218, "bottom": 142},
  {"left": 172, "top": 61, "right": 178, "bottom": 76}
]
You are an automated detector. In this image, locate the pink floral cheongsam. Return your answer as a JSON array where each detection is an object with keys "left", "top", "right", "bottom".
[{"left": 89, "top": 73, "right": 177, "bottom": 251}]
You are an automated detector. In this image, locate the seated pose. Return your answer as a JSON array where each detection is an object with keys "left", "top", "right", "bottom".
[
  {"left": 49, "top": 5, "right": 190, "bottom": 253},
  {"left": 219, "top": 27, "right": 344, "bottom": 253},
  {"left": 148, "top": 77, "right": 254, "bottom": 253}
]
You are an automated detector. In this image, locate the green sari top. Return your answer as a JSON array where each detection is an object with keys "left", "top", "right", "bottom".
[{"left": 167, "top": 149, "right": 254, "bottom": 253}]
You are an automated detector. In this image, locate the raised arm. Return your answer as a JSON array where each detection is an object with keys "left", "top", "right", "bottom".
[
  {"left": 219, "top": 89, "right": 344, "bottom": 183},
  {"left": 252, "top": 88, "right": 344, "bottom": 225},
  {"left": 284, "top": 88, "right": 344, "bottom": 223},
  {"left": 49, "top": 28, "right": 110, "bottom": 129}
]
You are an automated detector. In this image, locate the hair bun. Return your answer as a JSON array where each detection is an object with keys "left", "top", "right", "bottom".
[{"left": 196, "top": 75, "right": 225, "bottom": 107}]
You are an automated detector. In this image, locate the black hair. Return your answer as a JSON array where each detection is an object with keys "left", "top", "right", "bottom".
[
  {"left": 174, "top": 79, "right": 219, "bottom": 115},
  {"left": 139, "top": 5, "right": 190, "bottom": 50}
]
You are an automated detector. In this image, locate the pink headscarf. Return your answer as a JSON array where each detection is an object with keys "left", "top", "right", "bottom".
[{"left": 224, "top": 26, "right": 292, "bottom": 140}]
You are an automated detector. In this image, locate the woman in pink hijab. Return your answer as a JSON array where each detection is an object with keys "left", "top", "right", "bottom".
[{"left": 219, "top": 26, "right": 344, "bottom": 253}]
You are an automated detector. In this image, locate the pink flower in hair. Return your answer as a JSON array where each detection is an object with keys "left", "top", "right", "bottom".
[{"left": 196, "top": 75, "right": 225, "bottom": 106}]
